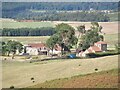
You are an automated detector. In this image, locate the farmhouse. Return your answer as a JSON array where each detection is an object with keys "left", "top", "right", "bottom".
[
  {"left": 22, "top": 43, "right": 62, "bottom": 56},
  {"left": 48, "top": 44, "right": 62, "bottom": 55},
  {"left": 79, "top": 41, "right": 107, "bottom": 57},
  {"left": 25, "top": 43, "right": 48, "bottom": 55}
]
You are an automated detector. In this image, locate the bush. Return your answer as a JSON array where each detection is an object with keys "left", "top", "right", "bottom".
[
  {"left": 86, "top": 51, "right": 119, "bottom": 58},
  {"left": 31, "top": 77, "right": 34, "bottom": 80},
  {"left": 10, "top": 85, "right": 14, "bottom": 89},
  {"left": 32, "top": 56, "right": 38, "bottom": 60}
]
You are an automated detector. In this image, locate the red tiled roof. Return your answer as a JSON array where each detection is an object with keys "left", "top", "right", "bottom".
[
  {"left": 28, "top": 43, "right": 46, "bottom": 48},
  {"left": 90, "top": 45, "right": 102, "bottom": 52},
  {"left": 95, "top": 41, "right": 107, "bottom": 44}
]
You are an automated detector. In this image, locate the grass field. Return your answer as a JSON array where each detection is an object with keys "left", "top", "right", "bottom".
[
  {"left": 29, "top": 69, "right": 119, "bottom": 88},
  {"left": 1, "top": 36, "right": 50, "bottom": 44},
  {"left": 2, "top": 19, "right": 55, "bottom": 29},
  {"left": 107, "top": 12, "right": 119, "bottom": 22},
  {"left": 2, "top": 55, "right": 118, "bottom": 88},
  {"left": 104, "top": 33, "right": 119, "bottom": 50},
  {"left": 2, "top": 19, "right": 118, "bottom": 35}
]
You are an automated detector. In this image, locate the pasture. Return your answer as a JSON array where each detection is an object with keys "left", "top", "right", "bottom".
[
  {"left": 2, "top": 19, "right": 55, "bottom": 29},
  {"left": 1, "top": 19, "right": 118, "bottom": 35},
  {"left": 1, "top": 19, "right": 119, "bottom": 88},
  {"left": 30, "top": 69, "right": 118, "bottom": 88},
  {"left": 2, "top": 55, "right": 118, "bottom": 88},
  {"left": 1, "top": 36, "right": 50, "bottom": 44},
  {"left": 107, "top": 12, "right": 119, "bottom": 22}
]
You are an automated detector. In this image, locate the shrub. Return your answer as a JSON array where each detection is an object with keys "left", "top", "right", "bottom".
[
  {"left": 10, "top": 85, "right": 14, "bottom": 89},
  {"left": 31, "top": 77, "right": 34, "bottom": 80},
  {"left": 86, "top": 51, "right": 119, "bottom": 58},
  {"left": 32, "top": 56, "right": 38, "bottom": 60},
  {"left": 29, "top": 61, "right": 32, "bottom": 63},
  {"left": 95, "top": 68, "right": 98, "bottom": 71},
  {"left": 32, "top": 80, "right": 35, "bottom": 83}
]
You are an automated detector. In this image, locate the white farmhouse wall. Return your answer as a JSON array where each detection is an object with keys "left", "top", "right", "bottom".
[
  {"left": 26, "top": 47, "right": 39, "bottom": 55},
  {"left": 49, "top": 49, "right": 61, "bottom": 55}
]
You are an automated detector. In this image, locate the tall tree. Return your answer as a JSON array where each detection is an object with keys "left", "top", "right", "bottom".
[
  {"left": 91, "top": 22, "right": 103, "bottom": 33},
  {"left": 76, "top": 25, "right": 85, "bottom": 49},
  {"left": 80, "top": 22, "right": 104, "bottom": 50},
  {"left": 1, "top": 41, "right": 7, "bottom": 55},
  {"left": 56, "top": 23, "right": 77, "bottom": 54},
  {"left": 4, "top": 40, "right": 23, "bottom": 58},
  {"left": 47, "top": 23, "right": 78, "bottom": 56},
  {"left": 46, "top": 34, "right": 60, "bottom": 55}
]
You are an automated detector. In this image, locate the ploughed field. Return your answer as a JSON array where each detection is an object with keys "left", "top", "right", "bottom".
[{"left": 2, "top": 55, "right": 118, "bottom": 88}]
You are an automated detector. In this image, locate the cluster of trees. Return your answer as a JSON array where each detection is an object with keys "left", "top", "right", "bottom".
[
  {"left": 3, "top": 2, "right": 118, "bottom": 11},
  {"left": 15, "top": 11, "right": 110, "bottom": 22},
  {"left": 46, "top": 23, "right": 78, "bottom": 55},
  {"left": 46, "top": 22, "right": 104, "bottom": 55},
  {"left": 1, "top": 40, "right": 23, "bottom": 58},
  {"left": 2, "top": 2, "right": 118, "bottom": 21},
  {"left": 2, "top": 28, "right": 56, "bottom": 36},
  {"left": 77, "top": 22, "right": 104, "bottom": 51}
]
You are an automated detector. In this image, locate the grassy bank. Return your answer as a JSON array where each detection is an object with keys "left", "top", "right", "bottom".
[
  {"left": 28, "top": 69, "right": 119, "bottom": 88},
  {"left": 2, "top": 55, "right": 118, "bottom": 88}
]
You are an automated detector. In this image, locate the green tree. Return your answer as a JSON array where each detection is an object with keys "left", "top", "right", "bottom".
[
  {"left": 1, "top": 41, "right": 8, "bottom": 55},
  {"left": 3, "top": 40, "right": 23, "bottom": 58},
  {"left": 46, "top": 34, "right": 60, "bottom": 55},
  {"left": 81, "top": 30, "right": 100, "bottom": 50},
  {"left": 91, "top": 22, "right": 103, "bottom": 33},
  {"left": 56, "top": 23, "right": 77, "bottom": 55},
  {"left": 80, "top": 22, "right": 104, "bottom": 50},
  {"left": 76, "top": 25, "right": 85, "bottom": 49},
  {"left": 47, "top": 23, "right": 78, "bottom": 56}
]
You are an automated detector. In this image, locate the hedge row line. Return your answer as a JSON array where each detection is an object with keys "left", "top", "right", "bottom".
[{"left": 1, "top": 27, "right": 56, "bottom": 36}]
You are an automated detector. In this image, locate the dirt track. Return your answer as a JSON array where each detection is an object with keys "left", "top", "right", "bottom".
[{"left": 2, "top": 55, "right": 118, "bottom": 88}]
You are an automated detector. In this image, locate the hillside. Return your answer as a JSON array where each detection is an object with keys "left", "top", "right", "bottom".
[
  {"left": 29, "top": 69, "right": 119, "bottom": 88},
  {"left": 2, "top": 55, "right": 118, "bottom": 88},
  {"left": 2, "top": 2, "right": 119, "bottom": 21}
]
